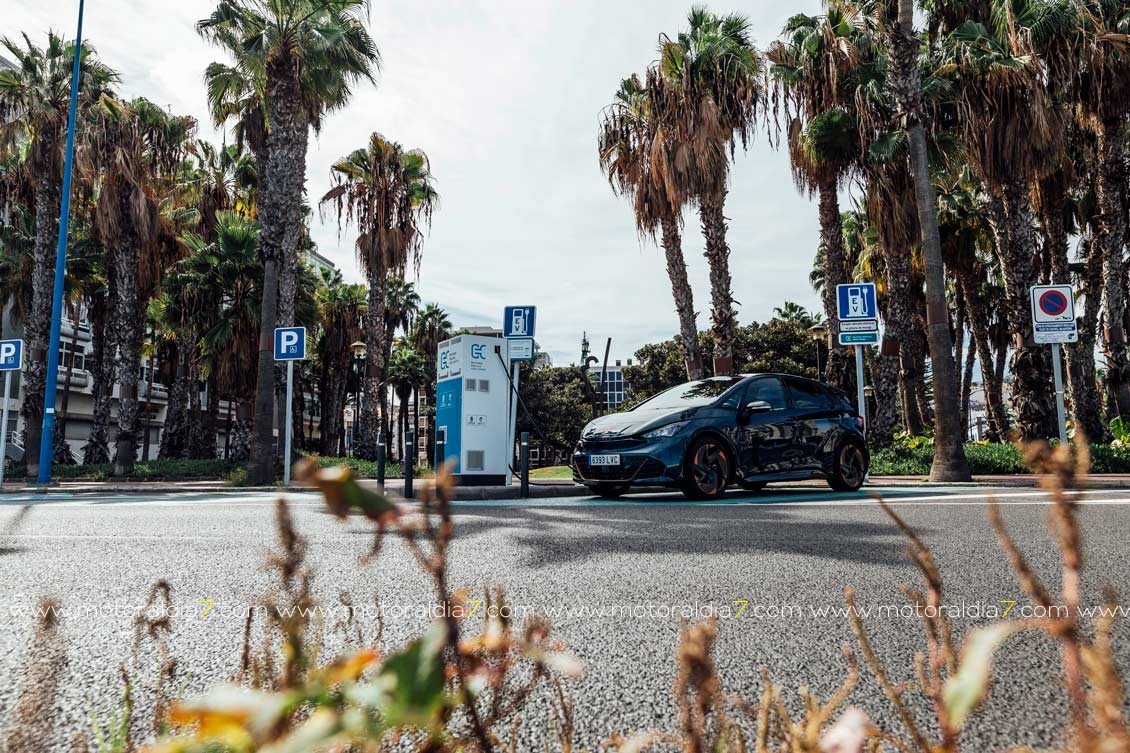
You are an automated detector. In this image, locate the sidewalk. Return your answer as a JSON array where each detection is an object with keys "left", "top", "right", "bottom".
[{"left": 4, "top": 474, "right": 1130, "bottom": 497}]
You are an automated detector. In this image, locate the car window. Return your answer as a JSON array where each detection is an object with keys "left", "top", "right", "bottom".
[
  {"left": 745, "top": 377, "right": 788, "bottom": 409},
  {"left": 786, "top": 378, "right": 833, "bottom": 410},
  {"left": 632, "top": 377, "right": 746, "bottom": 411}
]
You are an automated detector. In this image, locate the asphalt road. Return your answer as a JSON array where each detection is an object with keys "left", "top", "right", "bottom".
[{"left": 2, "top": 484, "right": 1129, "bottom": 750}]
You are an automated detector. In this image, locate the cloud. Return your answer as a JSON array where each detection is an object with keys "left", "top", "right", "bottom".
[{"left": 7, "top": 0, "right": 827, "bottom": 366}]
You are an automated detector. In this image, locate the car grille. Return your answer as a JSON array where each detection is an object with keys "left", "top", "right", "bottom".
[{"left": 577, "top": 436, "right": 644, "bottom": 452}]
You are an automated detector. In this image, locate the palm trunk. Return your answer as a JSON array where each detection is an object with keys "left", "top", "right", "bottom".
[
  {"left": 1042, "top": 185, "right": 1105, "bottom": 441},
  {"left": 659, "top": 216, "right": 704, "bottom": 380},
  {"left": 1068, "top": 234, "right": 1106, "bottom": 441},
  {"left": 961, "top": 332, "right": 975, "bottom": 439},
  {"left": 249, "top": 59, "right": 307, "bottom": 484},
  {"left": 20, "top": 179, "right": 60, "bottom": 476},
  {"left": 159, "top": 345, "right": 192, "bottom": 460},
  {"left": 815, "top": 178, "right": 852, "bottom": 393},
  {"left": 1096, "top": 117, "right": 1130, "bottom": 420},
  {"left": 355, "top": 276, "right": 386, "bottom": 460},
  {"left": 141, "top": 351, "right": 155, "bottom": 462},
  {"left": 231, "top": 398, "right": 253, "bottom": 462},
  {"left": 249, "top": 256, "right": 280, "bottom": 483},
  {"left": 957, "top": 270, "right": 1010, "bottom": 441},
  {"left": 112, "top": 215, "right": 143, "bottom": 477},
  {"left": 871, "top": 337, "right": 902, "bottom": 446},
  {"left": 990, "top": 178, "right": 1057, "bottom": 439},
  {"left": 83, "top": 290, "right": 114, "bottom": 465},
  {"left": 890, "top": 0, "right": 970, "bottom": 481},
  {"left": 697, "top": 190, "right": 738, "bottom": 375}
]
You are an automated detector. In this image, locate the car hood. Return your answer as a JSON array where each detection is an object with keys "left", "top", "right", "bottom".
[{"left": 581, "top": 406, "right": 696, "bottom": 439}]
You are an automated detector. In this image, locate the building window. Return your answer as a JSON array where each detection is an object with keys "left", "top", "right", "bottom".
[{"left": 59, "top": 341, "right": 85, "bottom": 371}]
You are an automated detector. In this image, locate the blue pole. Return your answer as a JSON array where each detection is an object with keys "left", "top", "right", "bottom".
[{"left": 37, "top": 0, "right": 86, "bottom": 484}]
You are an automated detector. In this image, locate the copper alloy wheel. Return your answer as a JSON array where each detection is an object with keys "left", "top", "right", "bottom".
[
  {"left": 839, "top": 444, "right": 865, "bottom": 489},
  {"left": 690, "top": 441, "right": 730, "bottom": 497}
]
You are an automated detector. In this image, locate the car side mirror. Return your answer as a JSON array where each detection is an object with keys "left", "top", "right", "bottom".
[{"left": 740, "top": 400, "right": 772, "bottom": 419}]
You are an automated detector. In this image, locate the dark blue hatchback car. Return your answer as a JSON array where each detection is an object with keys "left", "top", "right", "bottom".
[{"left": 572, "top": 374, "right": 868, "bottom": 500}]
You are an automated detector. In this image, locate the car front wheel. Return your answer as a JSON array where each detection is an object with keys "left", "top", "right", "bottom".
[
  {"left": 828, "top": 441, "right": 867, "bottom": 492},
  {"left": 681, "top": 436, "right": 732, "bottom": 500}
]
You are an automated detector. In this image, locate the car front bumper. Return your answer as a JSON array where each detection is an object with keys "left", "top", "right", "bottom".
[{"left": 571, "top": 436, "right": 687, "bottom": 486}]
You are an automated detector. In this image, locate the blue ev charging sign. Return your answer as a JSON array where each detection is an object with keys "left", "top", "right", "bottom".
[{"left": 503, "top": 306, "right": 536, "bottom": 338}]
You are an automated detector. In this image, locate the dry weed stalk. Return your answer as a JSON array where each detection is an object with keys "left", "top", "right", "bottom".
[{"left": 1, "top": 597, "right": 67, "bottom": 752}]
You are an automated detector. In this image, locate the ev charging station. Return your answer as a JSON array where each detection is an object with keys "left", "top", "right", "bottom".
[{"left": 435, "top": 306, "right": 537, "bottom": 486}]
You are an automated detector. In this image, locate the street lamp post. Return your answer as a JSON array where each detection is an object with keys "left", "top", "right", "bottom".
[
  {"left": 807, "top": 323, "right": 828, "bottom": 380},
  {"left": 37, "top": 0, "right": 86, "bottom": 483}
]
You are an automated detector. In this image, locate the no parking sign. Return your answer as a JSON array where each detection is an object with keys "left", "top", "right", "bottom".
[{"left": 1030, "top": 285, "right": 1077, "bottom": 344}]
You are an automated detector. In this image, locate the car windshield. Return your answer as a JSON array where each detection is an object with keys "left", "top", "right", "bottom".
[{"left": 632, "top": 378, "right": 745, "bottom": 411}]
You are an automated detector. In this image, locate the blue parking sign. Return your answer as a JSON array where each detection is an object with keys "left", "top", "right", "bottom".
[
  {"left": 836, "top": 283, "right": 878, "bottom": 320},
  {"left": 0, "top": 339, "right": 23, "bottom": 371},
  {"left": 274, "top": 327, "right": 306, "bottom": 361}
]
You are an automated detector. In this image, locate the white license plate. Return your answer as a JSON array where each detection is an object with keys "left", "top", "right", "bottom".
[{"left": 589, "top": 454, "right": 621, "bottom": 466}]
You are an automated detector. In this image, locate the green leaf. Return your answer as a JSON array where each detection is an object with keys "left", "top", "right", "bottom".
[
  {"left": 352, "top": 620, "right": 447, "bottom": 727},
  {"left": 942, "top": 622, "right": 1022, "bottom": 729}
]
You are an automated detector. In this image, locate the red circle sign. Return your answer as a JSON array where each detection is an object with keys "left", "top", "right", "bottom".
[{"left": 1038, "top": 290, "right": 1069, "bottom": 317}]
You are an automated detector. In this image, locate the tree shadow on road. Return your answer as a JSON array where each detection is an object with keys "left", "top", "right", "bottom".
[{"left": 448, "top": 504, "right": 914, "bottom": 569}]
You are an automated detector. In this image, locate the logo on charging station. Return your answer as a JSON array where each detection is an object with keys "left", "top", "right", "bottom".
[{"left": 274, "top": 327, "right": 306, "bottom": 361}]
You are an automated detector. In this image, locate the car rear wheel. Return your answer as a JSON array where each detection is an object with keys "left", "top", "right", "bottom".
[
  {"left": 591, "top": 483, "right": 629, "bottom": 499},
  {"left": 828, "top": 441, "right": 867, "bottom": 492},
  {"left": 681, "top": 436, "right": 732, "bottom": 500}
]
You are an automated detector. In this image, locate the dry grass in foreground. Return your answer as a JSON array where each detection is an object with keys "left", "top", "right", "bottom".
[{"left": 0, "top": 445, "right": 1126, "bottom": 752}]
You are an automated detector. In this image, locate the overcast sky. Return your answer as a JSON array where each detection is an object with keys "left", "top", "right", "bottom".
[{"left": 7, "top": 0, "right": 828, "bottom": 365}]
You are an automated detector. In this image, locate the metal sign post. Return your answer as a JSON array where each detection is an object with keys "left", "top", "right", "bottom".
[
  {"left": 854, "top": 348, "right": 867, "bottom": 433},
  {"left": 1031, "top": 285, "right": 1076, "bottom": 445},
  {"left": 274, "top": 327, "right": 307, "bottom": 486},
  {"left": 0, "top": 340, "right": 24, "bottom": 488}
]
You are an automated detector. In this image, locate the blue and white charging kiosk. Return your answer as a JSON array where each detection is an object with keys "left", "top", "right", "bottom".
[{"left": 435, "top": 335, "right": 513, "bottom": 485}]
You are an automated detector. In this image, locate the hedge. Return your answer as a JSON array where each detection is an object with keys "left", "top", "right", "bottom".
[{"left": 870, "top": 441, "right": 1130, "bottom": 475}]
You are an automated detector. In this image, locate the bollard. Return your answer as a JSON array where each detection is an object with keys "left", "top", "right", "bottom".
[
  {"left": 519, "top": 431, "right": 530, "bottom": 498},
  {"left": 376, "top": 432, "right": 386, "bottom": 486},
  {"left": 403, "top": 430, "right": 415, "bottom": 500}
]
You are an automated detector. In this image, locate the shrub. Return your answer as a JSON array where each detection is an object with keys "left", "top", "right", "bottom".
[
  {"left": 871, "top": 440, "right": 1130, "bottom": 475},
  {"left": 52, "top": 458, "right": 240, "bottom": 481}
]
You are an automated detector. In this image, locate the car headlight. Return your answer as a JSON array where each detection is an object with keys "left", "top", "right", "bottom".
[{"left": 643, "top": 421, "right": 687, "bottom": 439}]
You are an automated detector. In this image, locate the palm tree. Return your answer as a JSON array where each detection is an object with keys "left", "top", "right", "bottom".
[
  {"left": 320, "top": 133, "right": 438, "bottom": 459},
  {"left": 410, "top": 302, "right": 451, "bottom": 465},
  {"left": 89, "top": 97, "right": 195, "bottom": 475},
  {"left": 314, "top": 269, "right": 366, "bottom": 455},
  {"left": 0, "top": 32, "right": 118, "bottom": 475},
  {"left": 773, "top": 301, "right": 822, "bottom": 328},
  {"left": 197, "top": 212, "right": 263, "bottom": 462},
  {"left": 1052, "top": 0, "right": 1130, "bottom": 423},
  {"left": 647, "top": 7, "right": 763, "bottom": 375},
  {"left": 381, "top": 276, "right": 419, "bottom": 454},
  {"left": 768, "top": 9, "right": 864, "bottom": 391},
  {"left": 598, "top": 74, "right": 704, "bottom": 380},
  {"left": 198, "top": 0, "right": 379, "bottom": 484},
  {"left": 883, "top": 0, "right": 970, "bottom": 481},
  {"left": 386, "top": 341, "right": 426, "bottom": 464},
  {"left": 937, "top": 8, "right": 1065, "bottom": 441}
]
